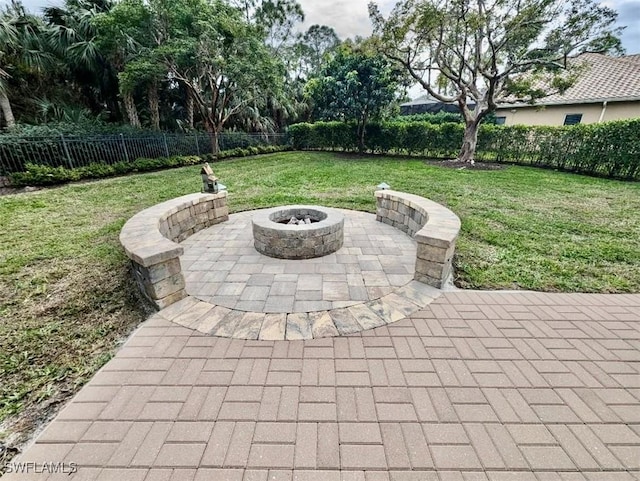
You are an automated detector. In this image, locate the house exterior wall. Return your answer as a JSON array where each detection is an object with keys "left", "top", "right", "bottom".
[{"left": 494, "top": 101, "right": 640, "bottom": 126}]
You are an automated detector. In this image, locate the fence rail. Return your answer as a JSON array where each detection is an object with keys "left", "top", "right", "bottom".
[{"left": 0, "top": 131, "right": 286, "bottom": 174}]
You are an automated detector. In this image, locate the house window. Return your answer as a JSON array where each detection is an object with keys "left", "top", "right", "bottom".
[
  {"left": 564, "top": 114, "right": 583, "bottom": 125},
  {"left": 495, "top": 116, "right": 506, "bottom": 125}
]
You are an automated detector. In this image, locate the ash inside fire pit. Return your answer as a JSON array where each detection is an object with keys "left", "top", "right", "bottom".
[
  {"left": 252, "top": 205, "right": 344, "bottom": 259},
  {"left": 279, "top": 215, "right": 318, "bottom": 225}
]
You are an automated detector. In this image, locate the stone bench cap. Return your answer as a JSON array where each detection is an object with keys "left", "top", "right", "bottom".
[
  {"left": 375, "top": 189, "right": 461, "bottom": 244},
  {"left": 120, "top": 192, "right": 226, "bottom": 267}
]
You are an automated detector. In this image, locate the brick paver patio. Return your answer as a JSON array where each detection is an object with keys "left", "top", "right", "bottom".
[
  {"left": 173, "top": 210, "right": 440, "bottom": 340},
  {"left": 5, "top": 290, "right": 640, "bottom": 480},
  {"left": 181, "top": 209, "right": 417, "bottom": 312}
]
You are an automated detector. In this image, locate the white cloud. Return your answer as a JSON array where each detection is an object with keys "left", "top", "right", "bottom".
[
  {"left": 297, "top": 0, "right": 394, "bottom": 39},
  {"left": 610, "top": 1, "right": 640, "bottom": 53},
  {"left": 298, "top": 0, "right": 639, "bottom": 54}
]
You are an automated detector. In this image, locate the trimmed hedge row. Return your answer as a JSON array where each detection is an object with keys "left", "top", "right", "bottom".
[
  {"left": 287, "top": 120, "right": 640, "bottom": 180},
  {"left": 391, "top": 112, "right": 463, "bottom": 124},
  {"left": 9, "top": 144, "right": 291, "bottom": 187}
]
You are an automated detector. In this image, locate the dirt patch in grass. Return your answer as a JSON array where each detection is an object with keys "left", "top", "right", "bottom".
[
  {"left": 0, "top": 186, "right": 41, "bottom": 196},
  {"left": 0, "top": 259, "right": 149, "bottom": 467}
]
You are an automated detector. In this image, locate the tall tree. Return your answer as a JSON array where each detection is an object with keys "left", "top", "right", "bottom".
[
  {"left": 92, "top": 0, "right": 160, "bottom": 128},
  {"left": 44, "top": 0, "right": 121, "bottom": 120},
  {"left": 295, "top": 24, "right": 340, "bottom": 78},
  {"left": 155, "top": 0, "right": 283, "bottom": 153},
  {"left": 259, "top": 23, "right": 340, "bottom": 127},
  {"left": 255, "top": 0, "right": 303, "bottom": 53},
  {"left": 370, "top": 0, "right": 624, "bottom": 163},
  {"left": 305, "top": 42, "right": 404, "bottom": 152},
  {"left": 241, "top": 0, "right": 306, "bottom": 130}
]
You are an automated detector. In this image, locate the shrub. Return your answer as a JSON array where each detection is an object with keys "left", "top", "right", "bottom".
[
  {"left": 10, "top": 164, "right": 78, "bottom": 185},
  {"left": 392, "top": 112, "right": 463, "bottom": 124},
  {"left": 7, "top": 121, "right": 148, "bottom": 137},
  {"left": 9, "top": 146, "right": 292, "bottom": 187}
]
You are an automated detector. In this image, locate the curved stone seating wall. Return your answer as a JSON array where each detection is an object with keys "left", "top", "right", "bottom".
[
  {"left": 375, "top": 190, "right": 461, "bottom": 288},
  {"left": 120, "top": 192, "right": 228, "bottom": 309}
]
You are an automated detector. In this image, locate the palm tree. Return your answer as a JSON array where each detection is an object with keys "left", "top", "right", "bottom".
[
  {"left": 44, "top": 0, "right": 121, "bottom": 121},
  {"left": 0, "top": 16, "right": 18, "bottom": 127},
  {"left": 0, "top": 1, "right": 51, "bottom": 128}
]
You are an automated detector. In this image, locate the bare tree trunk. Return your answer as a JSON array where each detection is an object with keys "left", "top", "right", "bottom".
[
  {"left": 458, "top": 121, "right": 479, "bottom": 163},
  {"left": 357, "top": 122, "right": 366, "bottom": 153},
  {"left": 148, "top": 83, "right": 160, "bottom": 131},
  {"left": 357, "top": 112, "right": 369, "bottom": 153},
  {"left": 205, "top": 120, "right": 219, "bottom": 155},
  {"left": 212, "top": 131, "right": 219, "bottom": 155},
  {"left": 186, "top": 91, "right": 194, "bottom": 129},
  {"left": 0, "top": 91, "right": 16, "bottom": 129},
  {"left": 123, "top": 92, "right": 141, "bottom": 128}
]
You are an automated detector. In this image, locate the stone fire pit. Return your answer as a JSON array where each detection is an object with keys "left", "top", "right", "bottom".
[{"left": 252, "top": 205, "right": 344, "bottom": 259}]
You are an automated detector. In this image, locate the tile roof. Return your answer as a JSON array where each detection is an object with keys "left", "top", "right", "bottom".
[
  {"left": 400, "top": 94, "right": 441, "bottom": 106},
  {"left": 504, "top": 53, "right": 640, "bottom": 107}
]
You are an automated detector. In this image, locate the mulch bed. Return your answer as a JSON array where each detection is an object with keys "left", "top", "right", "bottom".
[
  {"left": 425, "top": 159, "right": 505, "bottom": 170},
  {"left": 330, "top": 151, "right": 506, "bottom": 170}
]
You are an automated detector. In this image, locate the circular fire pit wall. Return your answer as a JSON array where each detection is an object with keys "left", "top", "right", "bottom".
[{"left": 252, "top": 205, "right": 344, "bottom": 259}]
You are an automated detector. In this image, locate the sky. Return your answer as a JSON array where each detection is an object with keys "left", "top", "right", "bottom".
[
  {"left": 12, "top": 0, "right": 640, "bottom": 53},
  {"left": 299, "top": 0, "right": 640, "bottom": 52}
]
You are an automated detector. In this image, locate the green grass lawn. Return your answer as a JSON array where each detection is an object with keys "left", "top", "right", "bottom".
[{"left": 1, "top": 151, "right": 639, "bottom": 455}]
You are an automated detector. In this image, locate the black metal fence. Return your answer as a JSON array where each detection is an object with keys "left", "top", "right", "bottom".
[{"left": 0, "top": 131, "right": 287, "bottom": 174}]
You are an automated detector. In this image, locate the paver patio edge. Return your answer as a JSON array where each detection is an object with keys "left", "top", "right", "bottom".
[{"left": 3, "top": 290, "right": 639, "bottom": 480}]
